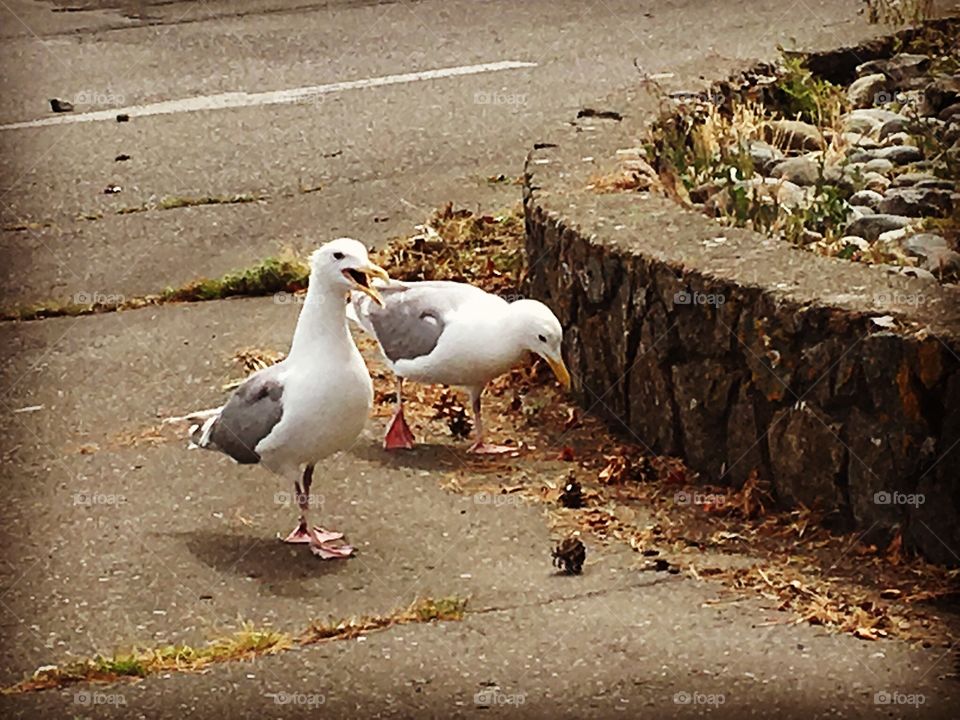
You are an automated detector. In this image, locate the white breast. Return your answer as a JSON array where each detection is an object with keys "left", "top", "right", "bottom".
[{"left": 257, "top": 350, "right": 373, "bottom": 467}]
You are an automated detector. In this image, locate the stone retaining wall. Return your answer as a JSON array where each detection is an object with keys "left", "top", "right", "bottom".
[{"left": 523, "top": 141, "right": 960, "bottom": 564}]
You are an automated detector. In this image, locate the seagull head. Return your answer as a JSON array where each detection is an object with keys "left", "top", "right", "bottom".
[
  {"left": 509, "top": 299, "right": 571, "bottom": 391},
  {"left": 311, "top": 238, "right": 389, "bottom": 305}
]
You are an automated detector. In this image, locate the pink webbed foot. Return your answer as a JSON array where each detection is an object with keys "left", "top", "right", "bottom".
[
  {"left": 309, "top": 527, "right": 353, "bottom": 559},
  {"left": 467, "top": 440, "right": 520, "bottom": 456},
  {"left": 283, "top": 524, "right": 344, "bottom": 544},
  {"left": 310, "top": 540, "right": 355, "bottom": 559},
  {"left": 283, "top": 522, "right": 312, "bottom": 544},
  {"left": 383, "top": 407, "right": 416, "bottom": 450}
]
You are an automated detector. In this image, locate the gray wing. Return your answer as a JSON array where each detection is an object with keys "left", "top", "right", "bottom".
[
  {"left": 353, "top": 281, "right": 485, "bottom": 363},
  {"left": 208, "top": 370, "right": 284, "bottom": 464}
]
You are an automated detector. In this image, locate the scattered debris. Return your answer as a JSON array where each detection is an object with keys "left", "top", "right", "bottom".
[
  {"left": 552, "top": 536, "right": 586, "bottom": 574},
  {"left": 224, "top": 348, "right": 286, "bottom": 390},
  {"left": 577, "top": 108, "right": 623, "bottom": 121},
  {"left": 298, "top": 180, "right": 323, "bottom": 194},
  {"left": 486, "top": 173, "right": 520, "bottom": 184},
  {"left": 563, "top": 408, "right": 582, "bottom": 430},
  {"left": 371, "top": 203, "right": 525, "bottom": 296},
  {"left": 559, "top": 476, "right": 584, "bottom": 508},
  {"left": 103, "top": 185, "right": 122, "bottom": 195},
  {"left": 432, "top": 388, "right": 472, "bottom": 438},
  {"left": 642, "top": 557, "right": 681, "bottom": 573},
  {"left": 872, "top": 315, "right": 898, "bottom": 329},
  {"left": 12, "top": 405, "right": 44, "bottom": 414},
  {"left": 598, "top": 447, "right": 655, "bottom": 484},
  {"left": 110, "top": 424, "right": 169, "bottom": 449}
]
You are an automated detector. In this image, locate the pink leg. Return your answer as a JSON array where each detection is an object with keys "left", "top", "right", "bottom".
[
  {"left": 465, "top": 386, "right": 519, "bottom": 455},
  {"left": 281, "top": 467, "right": 352, "bottom": 558},
  {"left": 282, "top": 477, "right": 313, "bottom": 543}
]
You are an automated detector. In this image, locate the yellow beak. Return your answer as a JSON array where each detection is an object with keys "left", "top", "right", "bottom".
[
  {"left": 546, "top": 355, "right": 572, "bottom": 391},
  {"left": 351, "top": 263, "right": 390, "bottom": 306}
]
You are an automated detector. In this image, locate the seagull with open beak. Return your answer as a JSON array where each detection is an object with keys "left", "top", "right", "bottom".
[{"left": 168, "top": 238, "right": 390, "bottom": 558}]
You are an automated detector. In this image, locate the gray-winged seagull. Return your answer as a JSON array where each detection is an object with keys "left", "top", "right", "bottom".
[
  {"left": 173, "top": 238, "right": 388, "bottom": 558},
  {"left": 349, "top": 280, "right": 571, "bottom": 453}
]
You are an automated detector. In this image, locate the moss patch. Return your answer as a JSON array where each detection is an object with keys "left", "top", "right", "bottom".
[
  {"left": 1, "top": 255, "right": 309, "bottom": 322},
  {"left": 160, "top": 257, "right": 309, "bottom": 302},
  {"left": 3, "top": 203, "right": 523, "bottom": 323},
  {"left": 116, "top": 194, "right": 261, "bottom": 215}
]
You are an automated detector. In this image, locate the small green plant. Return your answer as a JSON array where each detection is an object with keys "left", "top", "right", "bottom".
[
  {"left": 773, "top": 56, "right": 846, "bottom": 125},
  {"left": 93, "top": 654, "right": 148, "bottom": 677},
  {"left": 799, "top": 184, "right": 850, "bottom": 239}
]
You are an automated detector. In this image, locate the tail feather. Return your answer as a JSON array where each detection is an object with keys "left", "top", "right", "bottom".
[
  {"left": 164, "top": 406, "right": 223, "bottom": 449},
  {"left": 189, "top": 413, "right": 220, "bottom": 450}
]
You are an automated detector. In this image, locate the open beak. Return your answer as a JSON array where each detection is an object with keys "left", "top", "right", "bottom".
[
  {"left": 344, "top": 263, "right": 389, "bottom": 306},
  {"left": 545, "top": 354, "right": 572, "bottom": 391}
]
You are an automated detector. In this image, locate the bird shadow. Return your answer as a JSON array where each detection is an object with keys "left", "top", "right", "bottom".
[
  {"left": 171, "top": 529, "right": 350, "bottom": 599},
  {"left": 351, "top": 441, "right": 479, "bottom": 471}
]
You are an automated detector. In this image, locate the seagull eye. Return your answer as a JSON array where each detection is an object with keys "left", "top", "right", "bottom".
[
  {"left": 538, "top": 334, "right": 547, "bottom": 343},
  {"left": 333, "top": 251, "right": 345, "bottom": 260}
]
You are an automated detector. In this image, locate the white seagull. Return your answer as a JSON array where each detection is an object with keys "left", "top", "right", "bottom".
[
  {"left": 174, "top": 239, "right": 388, "bottom": 558},
  {"left": 349, "top": 280, "right": 571, "bottom": 453}
]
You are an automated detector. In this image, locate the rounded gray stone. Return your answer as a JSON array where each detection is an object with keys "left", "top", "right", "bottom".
[{"left": 845, "top": 213, "right": 914, "bottom": 241}]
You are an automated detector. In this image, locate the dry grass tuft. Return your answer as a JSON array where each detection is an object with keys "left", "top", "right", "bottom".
[{"left": 4, "top": 596, "right": 467, "bottom": 695}]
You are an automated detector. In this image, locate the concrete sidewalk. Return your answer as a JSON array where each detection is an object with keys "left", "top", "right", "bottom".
[{"left": 0, "top": 299, "right": 957, "bottom": 718}]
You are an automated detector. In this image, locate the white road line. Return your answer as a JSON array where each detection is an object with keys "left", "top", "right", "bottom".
[{"left": 0, "top": 59, "right": 537, "bottom": 131}]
